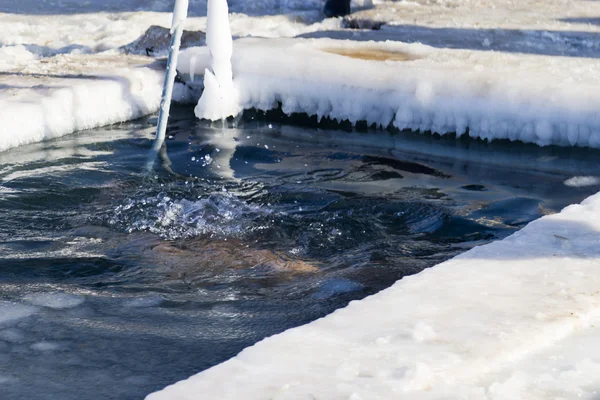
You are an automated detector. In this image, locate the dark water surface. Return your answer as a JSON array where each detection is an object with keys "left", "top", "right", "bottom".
[{"left": 1, "top": 107, "right": 599, "bottom": 399}]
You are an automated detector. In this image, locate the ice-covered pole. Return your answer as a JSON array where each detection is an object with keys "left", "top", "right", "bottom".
[
  {"left": 152, "top": 0, "right": 189, "bottom": 153},
  {"left": 194, "top": 0, "right": 240, "bottom": 120}
]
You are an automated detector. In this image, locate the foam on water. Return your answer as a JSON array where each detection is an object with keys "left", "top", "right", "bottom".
[
  {"left": 22, "top": 293, "right": 85, "bottom": 309},
  {"left": 30, "top": 341, "right": 61, "bottom": 352},
  {"left": 0, "top": 328, "right": 25, "bottom": 343},
  {"left": 0, "top": 301, "right": 37, "bottom": 325},
  {"left": 564, "top": 176, "right": 600, "bottom": 188},
  {"left": 0, "top": 185, "right": 17, "bottom": 193},
  {"left": 123, "top": 295, "right": 164, "bottom": 308},
  {"left": 311, "top": 278, "right": 364, "bottom": 300}
]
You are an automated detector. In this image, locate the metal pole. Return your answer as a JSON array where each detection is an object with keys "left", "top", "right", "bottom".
[{"left": 151, "top": 0, "right": 189, "bottom": 153}]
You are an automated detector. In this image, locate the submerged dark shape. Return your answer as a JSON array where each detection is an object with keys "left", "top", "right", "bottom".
[
  {"left": 469, "top": 197, "right": 543, "bottom": 227},
  {"left": 324, "top": 0, "right": 351, "bottom": 17},
  {"left": 461, "top": 184, "right": 488, "bottom": 192},
  {"left": 150, "top": 237, "right": 318, "bottom": 286},
  {"left": 369, "top": 170, "right": 404, "bottom": 181},
  {"left": 361, "top": 155, "right": 451, "bottom": 178}
]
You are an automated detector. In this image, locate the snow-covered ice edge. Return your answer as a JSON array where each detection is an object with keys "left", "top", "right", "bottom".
[
  {"left": 147, "top": 189, "right": 600, "bottom": 399},
  {"left": 0, "top": 54, "right": 191, "bottom": 153},
  {"left": 179, "top": 37, "right": 600, "bottom": 149}
]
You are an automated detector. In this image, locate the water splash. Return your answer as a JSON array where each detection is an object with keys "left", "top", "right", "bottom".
[{"left": 108, "top": 193, "right": 273, "bottom": 240}]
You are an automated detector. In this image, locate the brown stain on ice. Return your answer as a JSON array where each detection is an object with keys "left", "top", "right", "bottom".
[{"left": 321, "top": 47, "right": 420, "bottom": 62}]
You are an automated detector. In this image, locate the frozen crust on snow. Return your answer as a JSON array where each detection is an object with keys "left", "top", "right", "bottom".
[
  {"left": 147, "top": 189, "right": 600, "bottom": 400},
  {"left": 178, "top": 37, "right": 600, "bottom": 148}
]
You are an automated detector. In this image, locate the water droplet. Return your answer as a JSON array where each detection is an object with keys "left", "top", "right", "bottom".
[
  {"left": 264, "top": 145, "right": 269, "bottom": 150},
  {"left": 268, "top": 124, "right": 273, "bottom": 129},
  {"left": 191, "top": 157, "right": 196, "bottom": 161},
  {"left": 215, "top": 148, "right": 221, "bottom": 153}
]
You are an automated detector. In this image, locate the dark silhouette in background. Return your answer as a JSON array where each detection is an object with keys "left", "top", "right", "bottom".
[{"left": 324, "top": 0, "right": 351, "bottom": 17}]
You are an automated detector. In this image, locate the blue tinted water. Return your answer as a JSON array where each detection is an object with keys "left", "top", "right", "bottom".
[{"left": 1, "top": 106, "right": 599, "bottom": 399}]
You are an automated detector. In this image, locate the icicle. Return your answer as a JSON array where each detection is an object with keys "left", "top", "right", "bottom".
[{"left": 194, "top": 0, "right": 240, "bottom": 121}]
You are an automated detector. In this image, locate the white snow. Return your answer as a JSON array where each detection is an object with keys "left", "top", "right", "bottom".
[
  {"left": 23, "top": 293, "right": 85, "bottom": 309},
  {"left": 178, "top": 37, "right": 600, "bottom": 148},
  {"left": 0, "top": 54, "right": 170, "bottom": 153},
  {"left": 148, "top": 191, "right": 600, "bottom": 399},
  {"left": 11, "top": 0, "right": 599, "bottom": 151},
  {"left": 0, "top": 1, "right": 340, "bottom": 153},
  {"left": 171, "top": 0, "right": 600, "bottom": 147}
]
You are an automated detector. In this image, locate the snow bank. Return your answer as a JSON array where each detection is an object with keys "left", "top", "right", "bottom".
[
  {"left": 0, "top": 2, "right": 341, "bottom": 152},
  {"left": 0, "top": 9, "right": 338, "bottom": 61},
  {"left": 3, "top": 0, "right": 600, "bottom": 152},
  {"left": 147, "top": 190, "right": 600, "bottom": 399},
  {"left": 179, "top": 37, "right": 600, "bottom": 148},
  {"left": 0, "top": 54, "right": 189, "bottom": 153}
]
